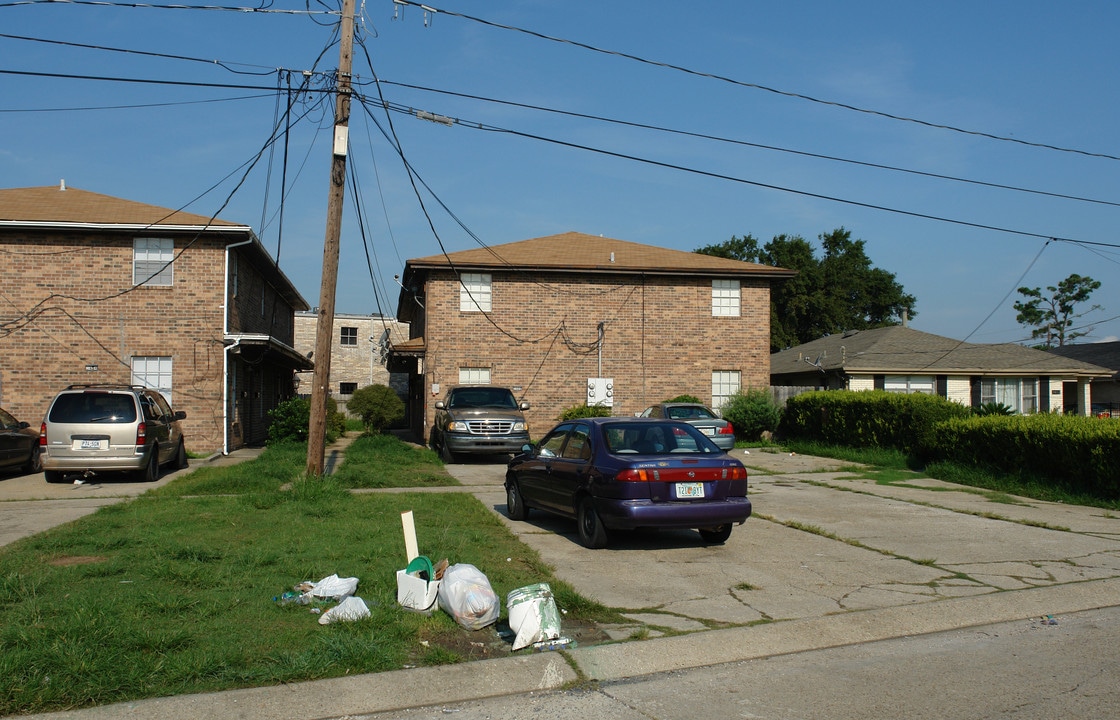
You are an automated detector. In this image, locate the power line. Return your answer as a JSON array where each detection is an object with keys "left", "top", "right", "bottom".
[
  {"left": 379, "top": 80, "right": 1120, "bottom": 210},
  {"left": 0, "top": 0, "right": 337, "bottom": 14},
  {"left": 392, "top": 0, "right": 1120, "bottom": 163},
  {"left": 371, "top": 97, "right": 1120, "bottom": 251}
]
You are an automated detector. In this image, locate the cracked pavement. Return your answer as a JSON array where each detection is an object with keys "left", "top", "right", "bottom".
[{"left": 451, "top": 448, "right": 1120, "bottom": 638}]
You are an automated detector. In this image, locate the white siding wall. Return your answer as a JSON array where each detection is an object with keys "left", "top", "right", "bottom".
[
  {"left": 848, "top": 375, "right": 875, "bottom": 392},
  {"left": 946, "top": 376, "right": 971, "bottom": 406}
]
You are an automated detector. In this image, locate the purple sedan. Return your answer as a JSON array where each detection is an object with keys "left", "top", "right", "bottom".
[{"left": 505, "top": 417, "right": 751, "bottom": 548}]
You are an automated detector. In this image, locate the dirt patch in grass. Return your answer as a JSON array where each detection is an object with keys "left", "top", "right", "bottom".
[
  {"left": 424, "top": 618, "right": 612, "bottom": 662},
  {"left": 47, "top": 556, "right": 107, "bottom": 566}
]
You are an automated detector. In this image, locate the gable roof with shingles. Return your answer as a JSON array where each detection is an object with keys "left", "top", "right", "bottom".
[
  {"left": 0, "top": 185, "right": 244, "bottom": 230},
  {"left": 770, "top": 326, "right": 1112, "bottom": 378},
  {"left": 1045, "top": 341, "right": 1120, "bottom": 379},
  {"left": 404, "top": 231, "right": 797, "bottom": 279}
]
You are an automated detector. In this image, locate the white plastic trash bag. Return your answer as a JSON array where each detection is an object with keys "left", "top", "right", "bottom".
[
  {"left": 507, "top": 583, "right": 562, "bottom": 651},
  {"left": 318, "top": 596, "right": 370, "bottom": 625},
  {"left": 306, "top": 574, "right": 359, "bottom": 601},
  {"left": 437, "top": 563, "right": 500, "bottom": 631}
]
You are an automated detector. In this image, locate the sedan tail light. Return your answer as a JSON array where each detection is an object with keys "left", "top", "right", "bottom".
[
  {"left": 617, "top": 468, "right": 654, "bottom": 482},
  {"left": 719, "top": 423, "right": 735, "bottom": 435}
]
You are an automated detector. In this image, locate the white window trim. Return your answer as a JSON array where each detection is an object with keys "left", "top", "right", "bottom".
[
  {"left": 132, "top": 356, "right": 173, "bottom": 405},
  {"left": 460, "top": 273, "right": 492, "bottom": 312},
  {"left": 459, "top": 367, "right": 491, "bottom": 385},
  {"left": 134, "top": 237, "right": 174, "bottom": 287},
  {"left": 712, "top": 370, "right": 741, "bottom": 411},
  {"left": 712, "top": 279, "right": 740, "bottom": 317}
]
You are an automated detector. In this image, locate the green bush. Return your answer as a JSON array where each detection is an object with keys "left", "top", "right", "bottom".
[
  {"left": 780, "top": 390, "right": 970, "bottom": 454},
  {"left": 347, "top": 384, "right": 405, "bottom": 434},
  {"left": 720, "top": 388, "right": 781, "bottom": 441},
  {"left": 665, "top": 394, "right": 702, "bottom": 404},
  {"left": 558, "top": 403, "right": 613, "bottom": 421},
  {"left": 972, "top": 402, "right": 1014, "bottom": 417},
  {"left": 925, "top": 414, "right": 1120, "bottom": 499},
  {"left": 268, "top": 396, "right": 345, "bottom": 445}
]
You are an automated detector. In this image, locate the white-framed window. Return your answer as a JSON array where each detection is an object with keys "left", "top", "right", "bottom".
[
  {"left": 712, "top": 279, "right": 740, "bottom": 317},
  {"left": 340, "top": 327, "right": 358, "bottom": 346},
  {"left": 134, "top": 237, "right": 174, "bottom": 286},
  {"left": 980, "top": 377, "right": 1039, "bottom": 414},
  {"left": 460, "top": 273, "right": 492, "bottom": 312},
  {"left": 884, "top": 375, "right": 935, "bottom": 395},
  {"left": 712, "top": 370, "right": 741, "bottom": 411},
  {"left": 132, "top": 356, "right": 173, "bottom": 404},
  {"left": 459, "top": 367, "right": 491, "bottom": 385}
]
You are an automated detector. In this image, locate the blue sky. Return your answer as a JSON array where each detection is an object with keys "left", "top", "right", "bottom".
[{"left": 3, "top": 1, "right": 1118, "bottom": 345}]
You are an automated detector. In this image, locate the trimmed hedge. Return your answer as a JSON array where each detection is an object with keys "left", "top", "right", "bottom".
[
  {"left": 780, "top": 390, "right": 970, "bottom": 454},
  {"left": 926, "top": 414, "right": 1120, "bottom": 499}
]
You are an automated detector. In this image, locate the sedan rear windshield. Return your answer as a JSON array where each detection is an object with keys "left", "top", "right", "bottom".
[
  {"left": 49, "top": 393, "right": 137, "bottom": 423},
  {"left": 603, "top": 422, "right": 721, "bottom": 455}
]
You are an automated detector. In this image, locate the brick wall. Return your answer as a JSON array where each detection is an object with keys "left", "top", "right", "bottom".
[
  {"left": 0, "top": 231, "right": 231, "bottom": 451},
  {"left": 418, "top": 270, "right": 771, "bottom": 440}
]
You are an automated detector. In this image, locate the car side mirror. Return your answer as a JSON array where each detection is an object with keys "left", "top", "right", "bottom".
[
  {"left": 435, "top": 401, "right": 446, "bottom": 410},
  {"left": 519, "top": 401, "right": 530, "bottom": 411},
  {"left": 174, "top": 411, "right": 187, "bottom": 420},
  {"left": 521, "top": 443, "right": 533, "bottom": 454}
]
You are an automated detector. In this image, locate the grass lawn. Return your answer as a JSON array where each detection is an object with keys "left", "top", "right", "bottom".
[{"left": 0, "top": 435, "right": 618, "bottom": 716}]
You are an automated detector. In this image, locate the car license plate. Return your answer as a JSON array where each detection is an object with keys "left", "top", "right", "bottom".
[
  {"left": 700, "top": 427, "right": 715, "bottom": 436},
  {"left": 77, "top": 439, "right": 104, "bottom": 450},
  {"left": 676, "top": 482, "right": 705, "bottom": 499}
]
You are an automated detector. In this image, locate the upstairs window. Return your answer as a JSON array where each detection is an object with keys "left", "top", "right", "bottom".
[
  {"left": 460, "top": 273, "right": 492, "bottom": 312},
  {"left": 459, "top": 367, "right": 491, "bottom": 385},
  {"left": 340, "top": 326, "right": 358, "bottom": 346},
  {"left": 134, "top": 238, "right": 174, "bottom": 286},
  {"left": 339, "top": 382, "right": 357, "bottom": 395},
  {"left": 712, "top": 279, "right": 740, "bottom": 317}
]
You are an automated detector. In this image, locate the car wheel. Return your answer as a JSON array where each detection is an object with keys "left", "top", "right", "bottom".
[
  {"left": 506, "top": 477, "right": 529, "bottom": 521},
  {"left": 23, "top": 445, "right": 42, "bottom": 474},
  {"left": 577, "top": 496, "right": 609, "bottom": 549},
  {"left": 137, "top": 452, "right": 159, "bottom": 482},
  {"left": 44, "top": 470, "right": 66, "bottom": 484},
  {"left": 698, "top": 524, "right": 733, "bottom": 544},
  {"left": 175, "top": 439, "right": 188, "bottom": 470}
]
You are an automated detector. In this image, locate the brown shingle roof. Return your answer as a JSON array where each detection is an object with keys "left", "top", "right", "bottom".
[
  {"left": 406, "top": 231, "right": 795, "bottom": 278},
  {"left": 770, "top": 326, "right": 1113, "bottom": 377},
  {"left": 0, "top": 185, "right": 243, "bottom": 228}
]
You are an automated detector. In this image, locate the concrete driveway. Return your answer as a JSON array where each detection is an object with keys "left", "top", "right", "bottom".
[{"left": 447, "top": 448, "right": 1120, "bottom": 640}]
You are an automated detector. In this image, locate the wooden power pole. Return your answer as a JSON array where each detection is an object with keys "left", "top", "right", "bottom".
[{"left": 307, "top": 0, "right": 356, "bottom": 477}]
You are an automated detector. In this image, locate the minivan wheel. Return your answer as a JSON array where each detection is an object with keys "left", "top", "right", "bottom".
[
  {"left": 137, "top": 452, "right": 159, "bottom": 482},
  {"left": 577, "top": 497, "right": 609, "bottom": 549},
  {"left": 698, "top": 524, "right": 733, "bottom": 544}
]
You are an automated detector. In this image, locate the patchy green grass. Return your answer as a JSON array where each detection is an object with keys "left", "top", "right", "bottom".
[{"left": 0, "top": 435, "right": 617, "bottom": 716}]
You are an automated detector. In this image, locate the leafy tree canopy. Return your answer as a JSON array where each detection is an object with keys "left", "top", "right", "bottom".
[
  {"left": 696, "top": 228, "right": 916, "bottom": 352},
  {"left": 1013, "top": 273, "right": 1102, "bottom": 348}
]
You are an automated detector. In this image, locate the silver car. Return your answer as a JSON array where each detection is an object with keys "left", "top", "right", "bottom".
[
  {"left": 430, "top": 385, "right": 530, "bottom": 463},
  {"left": 638, "top": 402, "right": 736, "bottom": 451},
  {"left": 39, "top": 384, "right": 187, "bottom": 483}
]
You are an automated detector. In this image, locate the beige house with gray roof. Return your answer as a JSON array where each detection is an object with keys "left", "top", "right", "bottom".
[
  {"left": 0, "top": 184, "right": 311, "bottom": 453},
  {"left": 389, "top": 231, "right": 795, "bottom": 442},
  {"left": 769, "top": 325, "right": 1112, "bottom": 415}
]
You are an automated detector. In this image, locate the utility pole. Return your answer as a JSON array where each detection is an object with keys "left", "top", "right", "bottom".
[{"left": 307, "top": 0, "right": 356, "bottom": 477}]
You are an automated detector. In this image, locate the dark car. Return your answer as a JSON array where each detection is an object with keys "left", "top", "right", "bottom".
[
  {"left": 39, "top": 384, "right": 187, "bottom": 483},
  {"left": 638, "top": 402, "right": 736, "bottom": 451},
  {"left": 0, "top": 407, "right": 42, "bottom": 476},
  {"left": 505, "top": 417, "right": 751, "bottom": 548},
  {"left": 430, "top": 385, "right": 530, "bottom": 463}
]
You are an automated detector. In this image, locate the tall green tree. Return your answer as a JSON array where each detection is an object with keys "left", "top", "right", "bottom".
[
  {"left": 1013, "top": 273, "right": 1102, "bottom": 348},
  {"left": 696, "top": 228, "right": 916, "bottom": 351}
]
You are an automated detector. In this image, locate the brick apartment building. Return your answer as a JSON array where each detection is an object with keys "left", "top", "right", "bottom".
[
  {"left": 0, "top": 185, "right": 312, "bottom": 453},
  {"left": 293, "top": 311, "right": 410, "bottom": 417},
  {"left": 389, "top": 231, "right": 796, "bottom": 443}
]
